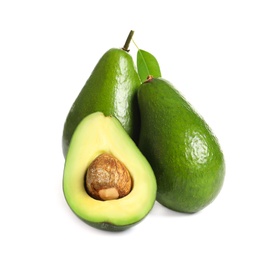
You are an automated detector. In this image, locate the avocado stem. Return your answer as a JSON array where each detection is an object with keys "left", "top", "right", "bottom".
[
  {"left": 122, "top": 30, "right": 134, "bottom": 52},
  {"left": 145, "top": 75, "right": 154, "bottom": 83}
]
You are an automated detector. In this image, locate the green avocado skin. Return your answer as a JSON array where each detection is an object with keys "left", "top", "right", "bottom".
[
  {"left": 138, "top": 78, "right": 225, "bottom": 213},
  {"left": 82, "top": 217, "right": 145, "bottom": 232},
  {"left": 62, "top": 48, "right": 141, "bottom": 157}
]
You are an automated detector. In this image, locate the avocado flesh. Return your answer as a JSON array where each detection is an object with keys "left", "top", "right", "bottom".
[
  {"left": 138, "top": 78, "right": 225, "bottom": 213},
  {"left": 63, "top": 112, "right": 157, "bottom": 231},
  {"left": 62, "top": 48, "right": 141, "bottom": 157}
]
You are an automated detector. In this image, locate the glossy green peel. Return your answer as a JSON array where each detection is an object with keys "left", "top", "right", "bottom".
[
  {"left": 62, "top": 32, "right": 141, "bottom": 157},
  {"left": 138, "top": 77, "right": 225, "bottom": 213}
]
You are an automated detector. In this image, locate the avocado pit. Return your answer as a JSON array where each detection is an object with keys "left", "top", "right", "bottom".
[{"left": 85, "top": 153, "right": 132, "bottom": 200}]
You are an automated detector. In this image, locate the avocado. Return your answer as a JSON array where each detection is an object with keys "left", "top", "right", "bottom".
[
  {"left": 63, "top": 112, "right": 157, "bottom": 231},
  {"left": 62, "top": 32, "right": 141, "bottom": 157},
  {"left": 137, "top": 77, "right": 225, "bottom": 213}
]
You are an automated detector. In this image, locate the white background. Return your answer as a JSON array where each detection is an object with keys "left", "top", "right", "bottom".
[{"left": 1, "top": 0, "right": 256, "bottom": 259}]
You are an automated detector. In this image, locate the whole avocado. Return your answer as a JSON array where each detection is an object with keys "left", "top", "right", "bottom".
[
  {"left": 62, "top": 31, "right": 141, "bottom": 157},
  {"left": 138, "top": 77, "right": 225, "bottom": 213}
]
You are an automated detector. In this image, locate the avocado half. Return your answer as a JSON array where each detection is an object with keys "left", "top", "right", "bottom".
[{"left": 63, "top": 112, "right": 157, "bottom": 231}]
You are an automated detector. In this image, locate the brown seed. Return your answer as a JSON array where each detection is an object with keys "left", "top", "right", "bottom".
[{"left": 85, "top": 153, "right": 132, "bottom": 200}]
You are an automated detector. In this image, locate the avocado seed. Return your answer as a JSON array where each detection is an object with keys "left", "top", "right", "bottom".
[{"left": 85, "top": 153, "right": 132, "bottom": 200}]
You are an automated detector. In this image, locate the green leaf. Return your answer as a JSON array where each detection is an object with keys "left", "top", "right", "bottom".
[{"left": 137, "top": 49, "right": 162, "bottom": 82}]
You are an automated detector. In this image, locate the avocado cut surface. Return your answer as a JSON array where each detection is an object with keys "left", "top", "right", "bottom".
[
  {"left": 138, "top": 78, "right": 225, "bottom": 213},
  {"left": 62, "top": 48, "right": 141, "bottom": 157},
  {"left": 63, "top": 112, "right": 157, "bottom": 231}
]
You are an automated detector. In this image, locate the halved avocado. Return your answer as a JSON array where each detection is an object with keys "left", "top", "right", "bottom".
[{"left": 63, "top": 112, "right": 157, "bottom": 231}]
